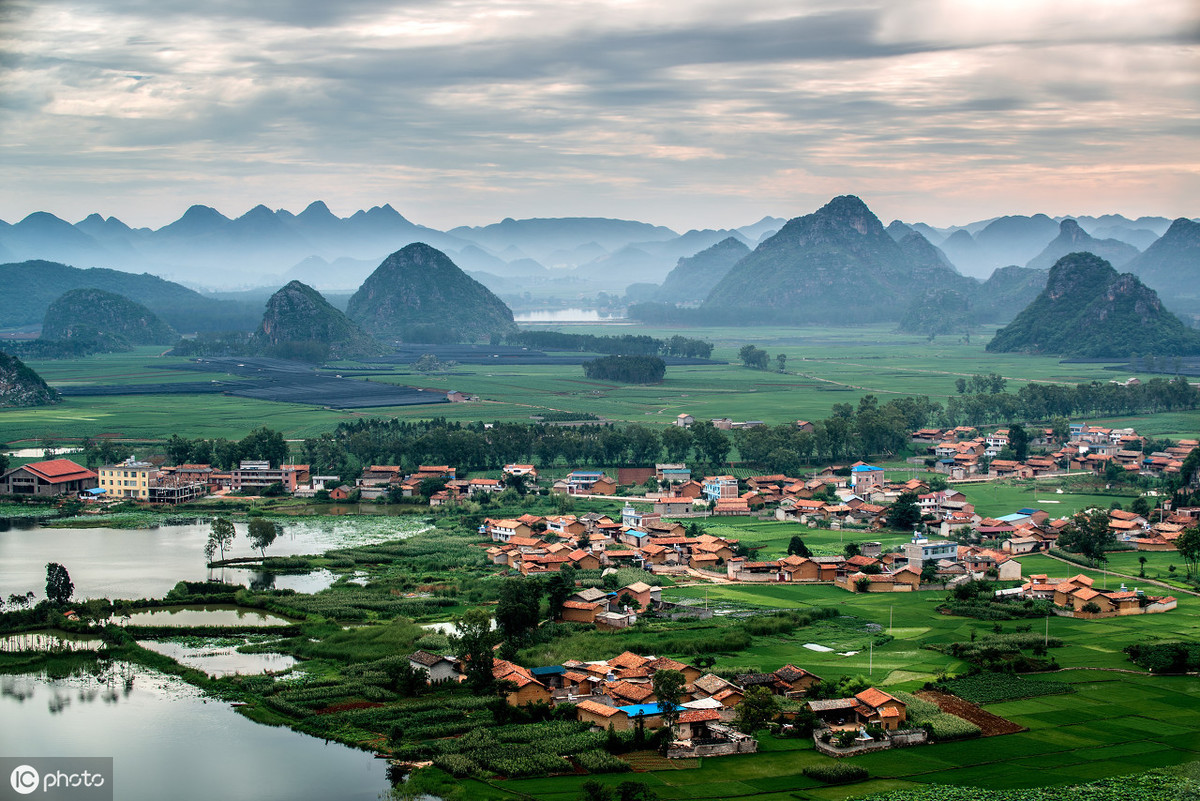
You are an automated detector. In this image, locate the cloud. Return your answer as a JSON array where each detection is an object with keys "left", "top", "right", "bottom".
[{"left": 0, "top": 0, "right": 1196, "bottom": 229}]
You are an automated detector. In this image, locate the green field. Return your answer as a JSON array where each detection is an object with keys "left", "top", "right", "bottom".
[
  {"left": 954, "top": 479, "right": 1137, "bottom": 519},
  {"left": 468, "top": 551, "right": 1200, "bottom": 800},
  {"left": 6, "top": 324, "right": 1196, "bottom": 444}
]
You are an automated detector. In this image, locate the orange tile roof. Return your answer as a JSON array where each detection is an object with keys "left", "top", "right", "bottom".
[
  {"left": 854, "top": 687, "right": 900, "bottom": 709},
  {"left": 22, "top": 459, "right": 97, "bottom": 483},
  {"left": 577, "top": 700, "right": 620, "bottom": 718},
  {"left": 678, "top": 709, "right": 721, "bottom": 723}
]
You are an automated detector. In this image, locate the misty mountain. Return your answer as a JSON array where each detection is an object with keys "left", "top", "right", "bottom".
[
  {"left": 346, "top": 243, "right": 517, "bottom": 343},
  {"left": 254, "top": 280, "right": 383, "bottom": 360},
  {"left": 448, "top": 217, "right": 677, "bottom": 266},
  {"left": 1026, "top": 219, "right": 1139, "bottom": 270},
  {"left": 42, "top": 288, "right": 178, "bottom": 351},
  {"left": 1124, "top": 218, "right": 1200, "bottom": 305},
  {"left": 703, "top": 195, "right": 974, "bottom": 323},
  {"left": 986, "top": 252, "right": 1200, "bottom": 357},
  {"left": 886, "top": 220, "right": 914, "bottom": 241},
  {"left": 650, "top": 237, "right": 751, "bottom": 304},
  {"left": 0, "top": 260, "right": 260, "bottom": 332},
  {"left": 734, "top": 216, "right": 788, "bottom": 242}
]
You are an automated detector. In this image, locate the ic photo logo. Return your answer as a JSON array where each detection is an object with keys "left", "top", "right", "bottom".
[
  {"left": 1, "top": 759, "right": 111, "bottom": 800},
  {"left": 9, "top": 766, "right": 38, "bottom": 796}
]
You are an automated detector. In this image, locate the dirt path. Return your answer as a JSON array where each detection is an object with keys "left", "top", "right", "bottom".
[{"left": 1038, "top": 551, "right": 1200, "bottom": 597}]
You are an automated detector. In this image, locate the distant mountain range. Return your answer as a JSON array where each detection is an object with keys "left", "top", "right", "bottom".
[{"left": 1, "top": 200, "right": 1195, "bottom": 324}]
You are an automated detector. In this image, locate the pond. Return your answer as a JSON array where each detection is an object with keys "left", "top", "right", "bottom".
[
  {"left": 514, "top": 308, "right": 626, "bottom": 322},
  {"left": 0, "top": 517, "right": 427, "bottom": 601},
  {"left": 111, "top": 605, "right": 297, "bottom": 628},
  {"left": 0, "top": 665, "right": 391, "bottom": 800},
  {"left": 137, "top": 639, "right": 297, "bottom": 677}
]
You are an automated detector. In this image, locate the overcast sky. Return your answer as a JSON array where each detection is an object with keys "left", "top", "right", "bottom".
[{"left": 1, "top": 0, "right": 1197, "bottom": 231}]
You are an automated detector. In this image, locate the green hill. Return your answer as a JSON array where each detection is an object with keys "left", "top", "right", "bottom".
[
  {"left": 1125, "top": 217, "right": 1200, "bottom": 299},
  {"left": 346, "top": 243, "right": 516, "bottom": 342},
  {"left": 41, "top": 288, "right": 178, "bottom": 352},
  {"left": 654, "top": 237, "right": 750, "bottom": 303},
  {"left": 986, "top": 252, "right": 1200, "bottom": 357},
  {"left": 254, "top": 280, "right": 384, "bottom": 361},
  {"left": 0, "top": 260, "right": 260, "bottom": 332},
  {"left": 702, "top": 196, "right": 974, "bottom": 323},
  {"left": 0, "top": 351, "right": 59, "bottom": 407}
]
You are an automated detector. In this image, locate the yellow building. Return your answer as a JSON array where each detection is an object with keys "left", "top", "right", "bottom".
[{"left": 98, "top": 461, "right": 155, "bottom": 500}]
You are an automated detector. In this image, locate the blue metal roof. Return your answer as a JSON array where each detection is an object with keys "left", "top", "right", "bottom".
[
  {"left": 1016, "top": 508, "right": 1040, "bottom": 516},
  {"left": 531, "top": 666, "right": 565, "bottom": 677},
  {"left": 617, "top": 703, "right": 685, "bottom": 717},
  {"left": 997, "top": 513, "right": 1031, "bottom": 523},
  {"left": 851, "top": 465, "right": 883, "bottom": 472}
]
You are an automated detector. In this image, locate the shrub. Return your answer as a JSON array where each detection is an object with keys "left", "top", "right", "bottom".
[
  {"left": 803, "top": 763, "right": 869, "bottom": 784},
  {"left": 575, "top": 749, "right": 632, "bottom": 774}
]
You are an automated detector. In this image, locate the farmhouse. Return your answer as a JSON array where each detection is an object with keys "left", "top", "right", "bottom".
[{"left": 0, "top": 458, "right": 98, "bottom": 497}]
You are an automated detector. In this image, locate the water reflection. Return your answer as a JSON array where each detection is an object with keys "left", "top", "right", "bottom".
[
  {"left": 137, "top": 639, "right": 297, "bottom": 677},
  {"left": 0, "top": 666, "right": 390, "bottom": 800},
  {"left": 0, "top": 518, "right": 425, "bottom": 601}
]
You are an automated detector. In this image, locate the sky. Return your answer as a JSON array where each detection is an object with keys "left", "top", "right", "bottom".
[{"left": 1, "top": 0, "right": 1198, "bottom": 232}]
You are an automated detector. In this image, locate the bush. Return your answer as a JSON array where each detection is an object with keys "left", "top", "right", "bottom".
[
  {"left": 575, "top": 749, "right": 632, "bottom": 774},
  {"left": 803, "top": 763, "right": 869, "bottom": 784},
  {"left": 923, "top": 714, "right": 982, "bottom": 741}
]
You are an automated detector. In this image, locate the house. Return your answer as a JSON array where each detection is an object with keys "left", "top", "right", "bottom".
[
  {"left": 656, "top": 463, "right": 692, "bottom": 484},
  {"left": 773, "top": 664, "right": 822, "bottom": 696},
  {"left": 852, "top": 688, "right": 907, "bottom": 730},
  {"left": 493, "top": 659, "right": 552, "bottom": 706},
  {"left": 654, "top": 498, "right": 695, "bottom": 516},
  {"left": 702, "top": 475, "right": 739, "bottom": 502},
  {"left": 565, "top": 471, "right": 617, "bottom": 495},
  {"left": 674, "top": 414, "right": 695, "bottom": 428},
  {"left": 328, "top": 485, "right": 352, "bottom": 501},
  {"left": 230, "top": 460, "right": 303, "bottom": 493},
  {"left": 849, "top": 464, "right": 885, "bottom": 492},
  {"left": 0, "top": 459, "right": 98, "bottom": 497},
  {"left": 675, "top": 708, "right": 722, "bottom": 741},
  {"left": 408, "top": 650, "right": 462, "bottom": 683},
  {"left": 503, "top": 464, "right": 538, "bottom": 481},
  {"left": 560, "top": 600, "right": 604, "bottom": 624}
]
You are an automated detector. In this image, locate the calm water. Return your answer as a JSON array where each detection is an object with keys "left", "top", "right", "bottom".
[
  {"left": 0, "top": 666, "right": 390, "bottom": 800},
  {"left": 514, "top": 308, "right": 626, "bottom": 322},
  {"left": 0, "top": 518, "right": 422, "bottom": 601},
  {"left": 113, "top": 605, "right": 297, "bottom": 628},
  {"left": 137, "top": 640, "right": 297, "bottom": 677}
]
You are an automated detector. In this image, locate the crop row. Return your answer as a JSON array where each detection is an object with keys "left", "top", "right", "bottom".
[{"left": 938, "top": 672, "right": 1074, "bottom": 705}]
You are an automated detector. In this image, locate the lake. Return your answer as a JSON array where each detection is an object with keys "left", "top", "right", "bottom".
[
  {"left": 137, "top": 639, "right": 297, "bottom": 677},
  {"left": 112, "top": 605, "right": 298, "bottom": 628},
  {"left": 514, "top": 308, "right": 626, "bottom": 322},
  {"left": 0, "top": 665, "right": 391, "bottom": 800},
  {"left": 0, "top": 517, "right": 426, "bottom": 601}
]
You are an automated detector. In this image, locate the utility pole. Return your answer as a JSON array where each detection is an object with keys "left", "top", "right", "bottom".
[
  {"left": 889, "top": 605, "right": 893, "bottom": 636},
  {"left": 869, "top": 638, "right": 874, "bottom": 676},
  {"left": 1045, "top": 614, "right": 1049, "bottom": 647}
]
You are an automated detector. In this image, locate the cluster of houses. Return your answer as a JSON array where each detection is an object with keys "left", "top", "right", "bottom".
[
  {"left": 912, "top": 424, "right": 1197, "bottom": 482},
  {"left": 479, "top": 501, "right": 1026, "bottom": 596},
  {"left": 404, "top": 647, "right": 909, "bottom": 757},
  {"left": 1007, "top": 573, "right": 1177, "bottom": 617},
  {"left": 0, "top": 457, "right": 218, "bottom": 504}
]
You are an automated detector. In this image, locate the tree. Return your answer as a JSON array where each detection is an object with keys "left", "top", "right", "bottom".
[
  {"left": 206, "top": 517, "right": 237, "bottom": 563},
  {"left": 545, "top": 565, "right": 577, "bottom": 621},
  {"left": 1050, "top": 416, "right": 1070, "bottom": 443},
  {"left": 690, "top": 421, "right": 731, "bottom": 466},
  {"left": 843, "top": 541, "right": 861, "bottom": 558},
  {"left": 660, "top": 425, "right": 692, "bottom": 462},
  {"left": 495, "top": 577, "right": 543, "bottom": 651},
  {"left": 450, "top": 608, "right": 497, "bottom": 693},
  {"left": 920, "top": 562, "right": 940, "bottom": 584},
  {"left": 738, "top": 345, "right": 769, "bottom": 370},
  {"left": 1138, "top": 555, "right": 1147, "bottom": 578},
  {"left": 247, "top": 517, "right": 279, "bottom": 558},
  {"left": 45, "top": 562, "right": 73, "bottom": 605},
  {"left": 1131, "top": 496, "right": 1151, "bottom": 517},
  {"left": 888, "top": 492, "right": 923, "bottom": 531},
  {"left": 1008, "top": 423, "right": 1029, "bottom": 462},
  {"left": 786, "top": 535, "right": 812, "bottom": 557},
  {"left": 776, "top": 353, "right": 787, "bottom": 373},
  {"left": 735, "top": 686, "right": 778, "bottom": 733},
  {"left": 1176, "top": 525, "right": 1200, "bottom": 577},
  {"left": 1059, "top": 509, "right": 1116, "bottom": 567},
  {"left": 653, "top": 669, "right": 685, "bottom": 743}
]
